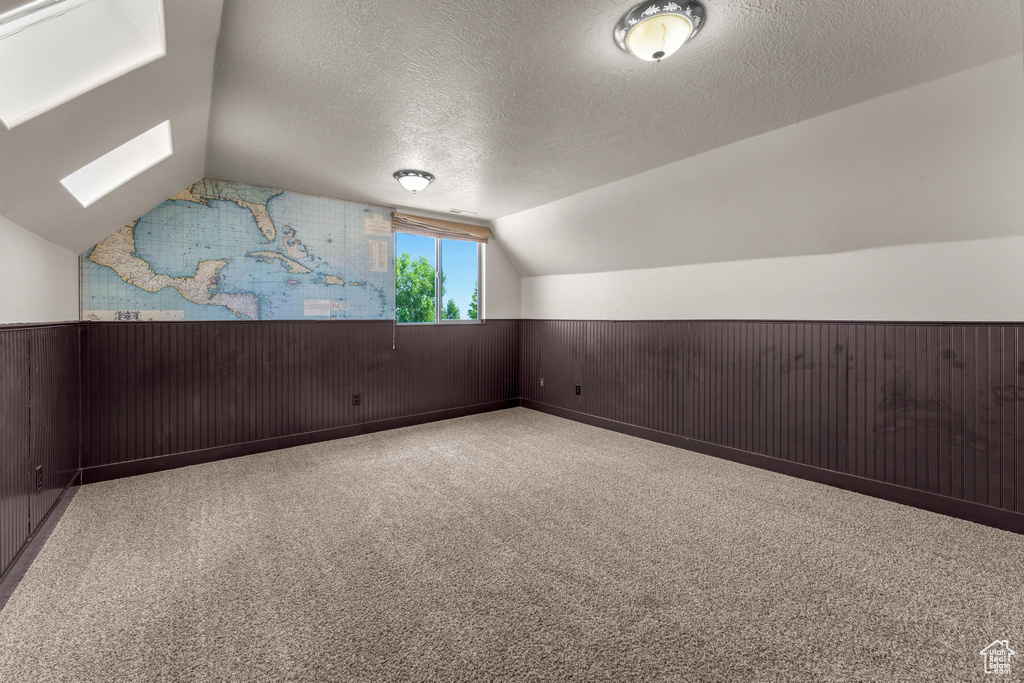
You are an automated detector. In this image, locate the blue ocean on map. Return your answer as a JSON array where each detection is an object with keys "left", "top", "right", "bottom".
[{"left": 80, "top": 179, "right": 395, "bottom": 321}]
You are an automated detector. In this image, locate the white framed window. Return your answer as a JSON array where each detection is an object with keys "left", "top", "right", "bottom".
[{"left": 395, "top": 232, "right": 482, "bottom": 324}]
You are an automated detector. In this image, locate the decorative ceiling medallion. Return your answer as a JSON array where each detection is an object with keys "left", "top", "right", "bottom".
[{"left": 614, "top": 0, "right": 706, "bottom": 62}]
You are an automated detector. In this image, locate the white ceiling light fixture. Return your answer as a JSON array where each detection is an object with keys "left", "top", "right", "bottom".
[
  {"left": 393, "top": 169, "right": 435, "bottom": 194},
  {"left": 61, "top": 120, "right": 173, "bottom": 207},
  {"left": 614, "top": 0, "right": 706, "bottom": 62}
]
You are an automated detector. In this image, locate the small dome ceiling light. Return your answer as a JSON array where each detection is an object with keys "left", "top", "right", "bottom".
[
  {"left": 614, "top": 1, "right": 706, "bottom": 62},
  {"left": 393, "top": 169, "right": 435, "bottom": 194}
]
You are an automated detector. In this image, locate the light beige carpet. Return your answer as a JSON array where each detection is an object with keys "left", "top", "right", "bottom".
[{"left": 0, "top": 408, "right": 1021, "bottom": 682}]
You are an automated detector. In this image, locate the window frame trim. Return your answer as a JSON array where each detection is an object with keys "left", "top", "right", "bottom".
[{"left": 395, "top": 231, "right": 484, "bottom": 325}]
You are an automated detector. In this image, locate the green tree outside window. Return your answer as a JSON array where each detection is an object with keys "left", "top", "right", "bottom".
[
  {"left": 442, "top": 299, "right": 461, "bottom": 320},
  {"left": 396, "top": 248, "right": 478, "bottom": 323},
  {"left": 395, "top": 253, "right": 436, "bottom": 323},
  {"left": 468, "top": 282, "right": 478, "bottom": 320}
]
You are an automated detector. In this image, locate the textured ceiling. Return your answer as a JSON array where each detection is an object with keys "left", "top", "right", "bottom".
[
  {"left": 0, "top": 0, "right": 223, "bottom": 253},
  {"left": 206, "top": 0, "right": 1022, "bottom": 222}
]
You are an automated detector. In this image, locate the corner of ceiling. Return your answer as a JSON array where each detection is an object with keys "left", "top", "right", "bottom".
[{"left": 200, "top": 1, "right": 229, "bottom": 182}]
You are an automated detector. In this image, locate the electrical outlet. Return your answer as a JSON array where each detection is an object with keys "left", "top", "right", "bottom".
[
  {"left": 352, "top": 393, "right": 361, "bottom": 406},
  {"left": 540, "top": 378, "right": 545, "bottom": 388},
  {"left": 575, "top": 384, "right": 581, "bottom": 396},
  {"left": 35, "top": 465, "right": 43, "bottom": 491}
]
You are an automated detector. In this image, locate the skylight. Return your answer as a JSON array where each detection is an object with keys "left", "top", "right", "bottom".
[
  {"left": 60, "top": 120, "right": 172, "bottom": 207},
  {"left": 0, "top": 0, "right": 166, "bottom": 129}
]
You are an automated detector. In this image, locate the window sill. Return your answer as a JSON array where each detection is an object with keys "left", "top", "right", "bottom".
[{"left": 397, "top": 320, "right": 485, "bottom": 325}]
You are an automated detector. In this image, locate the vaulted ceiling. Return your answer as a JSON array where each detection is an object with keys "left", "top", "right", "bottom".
[
  {"left": 0, "top": 0, "right": 1021, "bottom": 260},
  {"left": 0, "top": 0, "right": 223, "bottom": 253},
  {"left": 205, "top": 0, "right": 1022, "bottom": 220}
]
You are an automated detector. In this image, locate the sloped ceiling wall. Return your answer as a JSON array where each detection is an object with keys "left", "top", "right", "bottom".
[
  {"left": 0, "top": 0, "right": 1020, "bottom": 282},
  {"left": 0, "top": 0, "right": 223, "bottom": 254},
  {"left": 493, "top": 55, "right": 1024, "bottom": 278}
]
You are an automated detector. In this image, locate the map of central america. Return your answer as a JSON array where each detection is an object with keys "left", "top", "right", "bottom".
[{"left": 81, "top": 178, "right": 396, "bottom": 321}]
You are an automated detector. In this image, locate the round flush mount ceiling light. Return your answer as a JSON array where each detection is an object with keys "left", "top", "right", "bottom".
[
  {"left": 393, "top": 169, "right": 435, "bottom": 194},
  {"left": 614, "top": 0, "right": 706, "bottom": 62}
]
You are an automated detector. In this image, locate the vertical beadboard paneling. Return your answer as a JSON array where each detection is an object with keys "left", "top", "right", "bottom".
[
  {"left": 57, "top": 318, "right": 1024, "bottom": 528},
  {"left": 1017, "top": 327, "right": 1024, "bottom": 514},
  {"left": 81, "top": 321, "right": 520, "bottom": 471},
  {"left": 0, "top": 324, "right": 80, "bottom": 581},
  {"left": 28, "top": 326, "right": 81, "bottom": 533},
  {"left": 520, "top": 320, "right": 1024, "bottom": 519},
  {"left": 0, "top": 329, "right": 30, "bottom": 578}
]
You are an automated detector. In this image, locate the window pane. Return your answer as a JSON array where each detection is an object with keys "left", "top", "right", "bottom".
[
  {"left": 440, "top": 239, "right": 479, "bottom": 320},
  {"left": 396, "top": 232, "right": 436, "bottom": 323}
]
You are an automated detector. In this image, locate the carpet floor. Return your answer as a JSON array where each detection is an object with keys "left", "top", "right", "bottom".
[{"left": 0, "top": 408, "right": 1021, "bottom": 682}]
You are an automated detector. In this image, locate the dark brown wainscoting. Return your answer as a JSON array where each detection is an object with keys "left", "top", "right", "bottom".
[
  {"left": 80, "top": 320, "right": 520, "bottom": 482},
  {"left": 0, "top": 324, "right": 80, "bottom": 581},
  {"left": 6, "top": 318, "right": 1023, "bottom": 546},
  {"left": 519, "top": 320, "right": 1024, "bottom": 533}
]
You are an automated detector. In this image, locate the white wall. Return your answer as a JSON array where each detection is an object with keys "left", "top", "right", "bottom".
[
  {"left": 0, "top": 214, "right": 79, "bottom": 324},
  {"left": 484, "top": 237, "right": 521, "bottom": 319},
  {"left": 522, "top": 236, "right": 1024, "bottom": 321}
]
